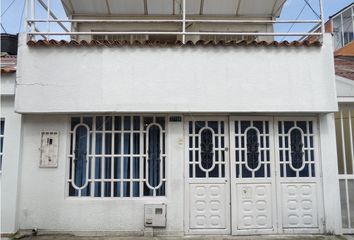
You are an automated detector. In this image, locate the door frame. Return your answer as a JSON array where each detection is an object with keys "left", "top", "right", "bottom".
[
  {"left": 184, "top": 116, "right": 231, "bottom": 235},
  {"left": 182, "top": 115, "right": 325, "bottom": 235},
  {"left": 274, "top": 116, "right": 324, "bottom": 234},
  {"left": 229, "top": 116, "right": 277, "bottom": 235}
]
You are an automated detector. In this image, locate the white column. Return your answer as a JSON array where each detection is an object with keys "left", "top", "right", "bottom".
[
  {"left": 319, "top": 113, "right": 342, "bottom": 234},
  {"left": 164, "top": 117, "right": 185, "bottom": 235},
  {"left": 0, "top": 97, "right": 23, "bottom": 234}
]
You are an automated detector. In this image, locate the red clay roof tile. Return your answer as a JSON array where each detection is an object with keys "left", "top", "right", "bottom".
[
  {"left": 27, "top": 39, "right": 322, "bottom": 48},
  {"left": 335, "top": 56, "right": 354, "bottom": 81},
  {"left": 1, "top": 55, "right": 17, "bottom": 74}
]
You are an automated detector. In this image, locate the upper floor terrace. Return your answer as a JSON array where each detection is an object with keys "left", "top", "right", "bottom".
[
  {"left": 25, "top": 0, "right": 325, "bottom": 44},
  {"left": 15, "top": 0, "right": 338, "bottom": 114}
]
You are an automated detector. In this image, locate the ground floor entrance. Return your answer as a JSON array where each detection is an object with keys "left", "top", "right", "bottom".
[
  {"left": 336, "top": 106, "right": 354, "bottom": 234},
  {"left": 184, "top": 116, "right": 324, "bottom": 235}
]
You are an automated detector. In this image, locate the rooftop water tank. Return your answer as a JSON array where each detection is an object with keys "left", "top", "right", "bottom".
[{"left": 1, "top": 34, "right": 18, "bottom": 55}]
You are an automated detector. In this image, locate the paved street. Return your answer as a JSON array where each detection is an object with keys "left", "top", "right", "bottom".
[{"left": 3, "top": 234, "right": 353, "bottom": 240}]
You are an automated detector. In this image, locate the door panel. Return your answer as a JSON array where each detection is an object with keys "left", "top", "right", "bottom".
[
  {"left": 236, "top": 183, "right": 273, "bottom": 229},
  {"left": 185, "top": 117, "right": 230, "bottom": 234},
  {"left": 281, "top": 183, "right": 318, "bottom": 228},
  {"left": 230, "top": 117, "right": 276, "bottom": 234},
  {"left": 275, "top": 118, "right": 323, "bottom": 233},
  {"left": 189, "top": 183, "right": 227, "bottom": 229}
]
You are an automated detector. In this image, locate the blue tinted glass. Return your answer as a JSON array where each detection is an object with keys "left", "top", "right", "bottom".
[
  {"left": 246, "top": 128, "right": 259, "bottom": 170},
  {"left": 147, "top": 125, "right": 161, "bottom": 187},
  {"left": 290, "top": 129, "right": 304, "bottom": 169},
  {"left": 200, "top": 128, "right": 214, "bottom": 170},
  {"left": 74, "top": 125, "right": 88, "bottom": 188}
]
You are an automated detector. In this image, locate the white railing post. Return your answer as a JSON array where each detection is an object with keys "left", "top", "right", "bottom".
[
  {"left": 25, "top": 0, "right": 28, "bottom": 36},
  {"left": 182, "top": 0, "right": 186, "bottom": 44},
  {"left": 31, "top": 0, "right": 35, "bottom": 38},
  {"left": 319, "top": 0, "right": 325, "bottom": 42},
  {"left": 47, "top": 0, "right": 51, "bottom": 40}
]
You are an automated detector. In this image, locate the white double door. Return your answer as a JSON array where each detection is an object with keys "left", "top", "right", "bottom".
[{"left": 185, "top": 116, "right": 323, "bottom": 235}]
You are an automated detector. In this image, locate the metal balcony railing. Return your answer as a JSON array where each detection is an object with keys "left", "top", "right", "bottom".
[{"left": 25, "top": 0, "right": 325, "bottom": 43}]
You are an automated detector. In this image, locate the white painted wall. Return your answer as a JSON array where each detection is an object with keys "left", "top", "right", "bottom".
[
  {"left": 16, "top": 113, "right": 342, "bottom": 235},
  {"left": 1, "top": 74, "right": 16, "bottom": 96},
  {"left": 0, "top": 95, "right": 22, "bottom": 234},
  {"left": 336, "top": 75, "right": 354, "bottom": 99},
  {"left": 15, "top": 33, "right": 337, "bottom": 113},
  {"left": 17, "top": 115, "right": 185, "bottom": 234},
  {"left": 319, "top": 113, "right": 342, "bottom": 234}
]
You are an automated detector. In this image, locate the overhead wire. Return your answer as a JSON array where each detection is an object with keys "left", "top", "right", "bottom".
[
  {"left": 1, "top": 23, "right": 7, "bottom": 33},
  {"left": 18, "top": 0, "right": 26, "bottom": 32},
  {"left": 304, "top": 0, "right": 320, "bottom": 19},
  {"left": 280, "top": 2, "right": 307, "bottom": 41},
  {"left": 1, "top": 0, "right": 17, "bottom": 17},
  {"left": 280, "top": 0, "right": 321, "bottom": 41}
]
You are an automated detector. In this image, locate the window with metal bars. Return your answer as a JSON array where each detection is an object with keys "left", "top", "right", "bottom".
[
  {"left": 0, "top": 119, "right": 4, "bottom": 172},
  {"left": 68, "top": 115, "right": 166, "bottom": 198}
]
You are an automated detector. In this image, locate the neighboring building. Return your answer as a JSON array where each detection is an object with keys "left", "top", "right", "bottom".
[
  {"left": 0, "top": 35, "right": 22, "bottom": 235},
  {"left": 305, "top": 3, "right": 354, "bottom": 50},
  {"left": 1, "top": 0, "right": 348, "bottom": 237},
  {"left": 308, "top": 2, "right": 354, "bottom": 234},
  {"left": 335, "top": 55, "right": 354, "bottom": 235},
  {"left": 331, "top": 3, "right": 354, "bottom": 50}
]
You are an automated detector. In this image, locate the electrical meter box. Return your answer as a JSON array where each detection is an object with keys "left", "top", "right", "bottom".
[
  {"left": 39, "top": 131, "right": 59, "bottom": 168},
  {"left": 144, "top": 204, "right": 166, "bottom": 227}
]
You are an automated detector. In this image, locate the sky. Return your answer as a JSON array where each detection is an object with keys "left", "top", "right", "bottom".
[{"left": 1, "top": 0, "right": 353, "bottom": 40}]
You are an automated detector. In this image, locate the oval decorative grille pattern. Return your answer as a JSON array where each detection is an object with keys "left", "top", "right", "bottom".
[
  {"left": 290, "top": 128, "right": 304, "bottom": 170},
  {"left": 246, "top": 128, "right": 260, "bottom": 170},
  {"left": 73, "top": 124, "right": 89, "bottom": 189},
  {"left": 200, "top": 128, "right": 214, "bottom": 171},
  {"left": 147, "top": 124, "right": 162, "bottom": 189}
]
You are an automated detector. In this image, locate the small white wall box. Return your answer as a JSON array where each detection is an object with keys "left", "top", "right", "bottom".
[
  {"left": 144, "top": 204, "right": 166, "bottom": 227},
  {"left": 39, "top": 131, "right": 59, "bottom": 168}
]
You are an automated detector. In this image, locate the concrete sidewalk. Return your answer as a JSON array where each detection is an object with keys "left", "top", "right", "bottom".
[{"left": 3, "top": 234, "right": 353, "bottom": 240}]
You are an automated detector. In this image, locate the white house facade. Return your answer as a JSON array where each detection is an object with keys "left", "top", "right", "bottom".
[{"left": 1, "top": 0, "right": 349, "bottom": 237}]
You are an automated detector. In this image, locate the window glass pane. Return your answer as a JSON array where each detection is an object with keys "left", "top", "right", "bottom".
[
  {"left": 336, "top": 111, "right": 345, "bottom": 174},
  {"left": 343, "top": 9, "right": 354, "bottom": 45},
  {"left": 343, "top": 110, "right": 353, "bottom": 174},
  {"left": 333, "top": 15, "right": 343, "bottom": 49},
  {"left": 340, "top": 180, "right": 349, "bottom": 228},
  {"left": 74, "top": 125, "right": 88, "bottom": 188},
  {"left": 1, "top": 120, "right": 5, "bottom": 135},
  {"left": 69, "top": 116, "right": 166, "bottom": 198},
  {"left": 349, "top": 179, "right": 354, "bottom": 227},
  {"left": 147, "top": 125, "right": 161, "bottom": 188},
  {"left": 246, "top": 128, "right": 259, "bottom": 170},
  {"left": 200, "top": 128, "right": 214, "bottom": 171},
  {"left": 290, "top": 129, "right": 304, "bottom": 170}
]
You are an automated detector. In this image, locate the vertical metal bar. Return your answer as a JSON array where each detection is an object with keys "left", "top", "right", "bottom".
[
  {"left": 139, "top": 116, "right": 144, "bottom": 197},
  {"left": 349, "top": 109, "right": 354, "bottom": 175},
  {"left": 111, "top": 115, "right": 114, "bottom": 197},
  {"left": 182, "top": 0, "right": 186, "bottom": 44},
  {"left": 347, "top": 109, "right": 353, "bottom": 228},
  {"left": 47, "top": 0, "right": 50, "bottom": 40},
  {"left": 31, "top": 0, "right": 35, "bottom": 39},
  {"left": 130, "top": 116, "right": 133, "bottom": 197},
  {"left": 92, "top": 117, "right": 96, "bottom": 197},
  {"left": 341, "top": 13, "right": 345, "bottom": 47},
  {"left": 319, "top": 0, "right": 325, "bottom": 42},
  {"left": 101, "top": 117, "right": 105, "bottom": 197},
  {"left": 341, "top": 110, "right": 348, "bottom": 175},
  {"left": 120, "top": 117, "right": 124, "bottom": 197},
  {"left": 25, "top": 0, "right": 29, "bottom": 34},
  {"left": 352, "top": 7, "right": 354, "bottom": 44}
]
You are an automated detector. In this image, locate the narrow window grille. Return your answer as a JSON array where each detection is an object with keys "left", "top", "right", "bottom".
[
  {"left": 0, "top": 119, "right": 4, "bottom": 172},
  {"left": 68, "top": 116, "right": 166, "bottom": 198}
]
